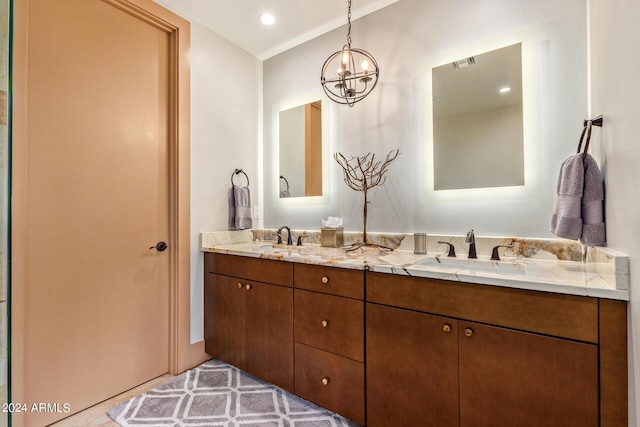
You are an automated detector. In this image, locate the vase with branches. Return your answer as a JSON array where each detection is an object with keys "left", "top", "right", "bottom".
[{"left": 334, "top": 149, "right": 400, "bottom": 251}]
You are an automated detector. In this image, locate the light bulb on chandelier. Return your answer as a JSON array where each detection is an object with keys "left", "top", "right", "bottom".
[{"left": 320, "top": 0, "right": 379, "bottom": 107}]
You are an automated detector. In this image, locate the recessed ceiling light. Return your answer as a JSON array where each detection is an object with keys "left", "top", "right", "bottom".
[
  {"left": 260, "top": 13, "right": 275, "bottom": 26},
  {"left": 499, "top": 87, "right": 511, "bottom": 93}
]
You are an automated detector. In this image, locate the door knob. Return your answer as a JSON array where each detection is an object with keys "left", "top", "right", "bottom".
[{"left": 150, "top": 241, "right": 168, "bottom": 252}]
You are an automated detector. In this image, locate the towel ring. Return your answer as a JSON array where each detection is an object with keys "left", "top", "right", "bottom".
[
  {"left": 231, "top": 169, "right": 250, "bottom": 186},
  {"left": 279, "top": 175, "right": 290, "bottom": 191}
]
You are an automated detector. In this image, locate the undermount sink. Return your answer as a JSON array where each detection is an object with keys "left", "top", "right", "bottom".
[
  {"left": 415, "top": 255, "right": 526, "bottom": 275},
  {"left": 257, "top": 243, "right": 319, "bottom": 257},
  {"left": 257, "top": 244, "right": 294, "bottom": 253}
]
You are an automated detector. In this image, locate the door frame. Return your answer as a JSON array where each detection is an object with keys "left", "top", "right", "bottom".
[{"left": 10, "top": 0, "right": 191, "bottom": 418}]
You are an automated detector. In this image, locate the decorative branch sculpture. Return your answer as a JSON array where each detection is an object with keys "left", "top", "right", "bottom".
[{"left": 334, "top": 149, "right": 400, "bottom": 251}]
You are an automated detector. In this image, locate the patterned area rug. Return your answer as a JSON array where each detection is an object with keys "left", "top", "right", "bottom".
[{"left": 108, "top": 359, "right": 360, "bottom": 426}]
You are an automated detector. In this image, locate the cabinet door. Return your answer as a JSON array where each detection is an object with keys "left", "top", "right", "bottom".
[
  {"left": 204, "top": 274, "right": 246, "bottom": 369},
  {"left": 366, "top": 303, "right": 459, "bottom": 427},
  {"left": 246, "top": 281, "right": 294, "bottom": 392},
  {"left": 459, "top": 322, "right": 598, "bottom": 427}
]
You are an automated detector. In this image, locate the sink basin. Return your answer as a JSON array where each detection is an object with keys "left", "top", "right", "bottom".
[
  {"left": 256, "top": 244, "right": 294, "bottom": 253},
  {"left": 414, "top": 256, "right": 526, "bottom": 275}
]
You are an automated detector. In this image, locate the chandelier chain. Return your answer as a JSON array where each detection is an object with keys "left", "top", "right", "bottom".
[
  {"left": 321, "top": 0, "right": 378, "bottom": 106},
  {"left": 347, "top": 0, "right": 352, "bottom": 47}
]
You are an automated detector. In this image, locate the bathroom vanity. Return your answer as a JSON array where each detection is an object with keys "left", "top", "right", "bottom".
[
  {"left": 365, "top": 271, "right": 611, "bottom": 427},
  {"left": 204, "top": 254, "right": 294, "bottom": 391},
  {"left": 203, "top": 238, "right": 627, "bottom": 427}
]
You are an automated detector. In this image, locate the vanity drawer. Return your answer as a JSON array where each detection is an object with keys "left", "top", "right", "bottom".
[
  {"left": 366, "top": 272, "right": 599, "bottom": 343},
  {"left": 294, "top": 264, "right": 364, "bottom": 299},
  {"left": 294, "top": 342, "right": 365, "bottom": 425},
  {"left": 294, "top": 289, "right": 364, "bottom": 361},
  {"left": 205, "top": 253, "right": 293, "bottom": 287}
]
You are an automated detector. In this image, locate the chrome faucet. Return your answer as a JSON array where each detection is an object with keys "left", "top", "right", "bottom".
[
  {"left": 465, "top": 229, "right": 477, "bottom": 259},
  {"left": 277, "top": 226, "right": 293, "bottom": 245}
]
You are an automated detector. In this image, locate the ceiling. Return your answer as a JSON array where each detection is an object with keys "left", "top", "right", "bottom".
[{"left": 153, "top": 0, "right": 400, "bottom": 60}]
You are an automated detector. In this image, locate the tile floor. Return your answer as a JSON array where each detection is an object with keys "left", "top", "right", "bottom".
[{"left": 49, "top": 374, "right": 173, "bottom": 427}]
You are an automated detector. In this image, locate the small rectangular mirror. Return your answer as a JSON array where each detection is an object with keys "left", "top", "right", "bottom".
[
  {"left": 278, "top": 100, "right": 323, "bottom": 198},
  {"left": 432, "top": 43, "right": 524, "bottom": 190}
]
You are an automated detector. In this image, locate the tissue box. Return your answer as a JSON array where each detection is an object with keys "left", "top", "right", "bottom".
[{"left": 321, "top": 227, "right": 344, "bottom": 248}]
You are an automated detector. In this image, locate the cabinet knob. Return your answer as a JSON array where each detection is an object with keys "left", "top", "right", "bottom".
[
  {"left": 321, "top": 319, "right": 329, "bottom": 328},
  {"left": 237, "top": 282, "right": 243, "bottom": 289},
  {"left": 442, "top": 323, "right": 452, "bottom": 333},
  {"left": 464, "top": 327, "right": 474, "bottom": 337},
  {"left": 321, "top": 276, "right": 329, "bottom": 284},
  {"left": 321, "top": 377, "right": 330, "bottom": 386},
  {"left": 245, "top": 284, "right": 252, "bottom": 290}
]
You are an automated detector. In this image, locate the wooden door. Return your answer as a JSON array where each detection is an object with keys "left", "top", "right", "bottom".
[
  {"left": 366, "top": 303, "right": 459, "bottom": 427},
  {"left": 459, "top": 322, "right": 599, "bottom": 427},
  {"left": 245, "top": 281, "right": 294, "bottom": 391},
  {"left": 204, "top": 274, "right": 246, "bottom": 369},
  {"left": 12, "top": 0, "right": 190, "bottom": 424}
]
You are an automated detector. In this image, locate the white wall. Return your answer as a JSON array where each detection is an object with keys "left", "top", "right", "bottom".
[
  {"left": 189, "top": 23, "right": 261, "bottom": 343},
  {"left": 263, "top": 0, "right": 587, "bottom": 237},
  {"left": 589, "top": 1, "right": 640, "bottom": 424}
]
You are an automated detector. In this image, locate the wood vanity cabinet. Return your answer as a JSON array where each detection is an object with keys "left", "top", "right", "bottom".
[
  {"left": 367, "top": 303, "right": 459, "bottom": 426},
  {"left": 365, "top": 271, "right": 621, "bottom": 427},
  {"left": 203, "top": 254, "right": 627, "bottom": 427},
  {"left": 293, "top": 264, "right": 365, "bottom": 425},
  {"left": 458, "top": 321, "right": 598, "bottom": 427},
  {"left": 204, "top": 273, "right": 246, "bottom": 369},
  {"left": 204, "top": 253, "right": 294, "bottom": 392}
]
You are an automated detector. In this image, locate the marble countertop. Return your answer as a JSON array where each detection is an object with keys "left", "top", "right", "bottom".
[{"left": 201, "top": 231, "right": 630, "bottom": 301}]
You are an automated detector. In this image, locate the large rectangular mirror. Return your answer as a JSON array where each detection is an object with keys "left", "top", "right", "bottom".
[
  {"left": 423, "top": 25, "right": 541, "bottom": 202},
  {"left": 273, "top": 92, "right": 330, "bottom": 204},
  {"left": 278, "top": 100, "right": 323, "bottom": 198},
  {"left": 433, "top": 43, "right": 524, "bottom": 190}
]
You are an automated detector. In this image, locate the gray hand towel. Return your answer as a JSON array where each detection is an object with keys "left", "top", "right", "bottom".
[
  {"left": 550, "top": 153, "right": 606, "bottom": 246},
  {"left": 229, "top": 184, "right": 253, "bottom": 230},
  {"left": 580, "top": 154, "right": 605, "bottom": 246},
  {"left": 550, "top": 154, "right": 584, "bottom": 240}
]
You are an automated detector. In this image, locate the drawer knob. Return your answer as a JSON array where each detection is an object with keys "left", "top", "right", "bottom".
[
  {"left": 245, "top": 284, "right": 252, "bottom": 290},
  {"left": 321, "top": 377, "right": 330, "bottom": 386},
  {"left": 442, "top": 323, "right": 452, "bottom": 333},
  {"left": 321, "top": 319, "right": 329, "bottom": 328},
  {"left": 464, "top": 327, "right": 474, "bottom": 338},
  {"left": 321, "top": 276, "right": 329, "bottom": 284},
  {"left": 237, "top": 282, "right": 243, "bottom": 289}
]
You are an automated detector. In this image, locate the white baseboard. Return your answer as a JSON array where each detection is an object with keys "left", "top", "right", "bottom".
[{"left": 190, "top": 340, "right": 212, "bottom": 368}]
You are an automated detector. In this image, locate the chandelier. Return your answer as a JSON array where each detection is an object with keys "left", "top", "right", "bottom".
[{"left": 320, "top": 0, "right": 379, "bottom": 107}]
